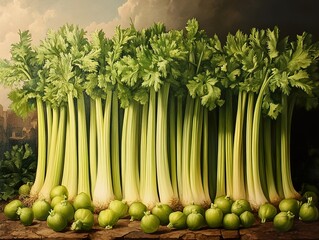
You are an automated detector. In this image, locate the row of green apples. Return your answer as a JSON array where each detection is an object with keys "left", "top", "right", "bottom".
[{"left": 4, "top": 184, "right": 319, "bottom": 233}]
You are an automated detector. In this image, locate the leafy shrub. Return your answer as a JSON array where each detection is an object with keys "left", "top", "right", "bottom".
[{"left": 0, "top": 144, "right": 36, "bottom": 200}]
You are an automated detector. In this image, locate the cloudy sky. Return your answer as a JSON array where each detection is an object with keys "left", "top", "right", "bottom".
[{"left": 1, "top": 0, "right": 319, "bottom": 110}]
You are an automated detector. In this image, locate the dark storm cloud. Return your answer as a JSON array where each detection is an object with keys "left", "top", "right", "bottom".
[
  {"left": 195, "top": 0, "right": 319, "bottom": 40},
  {"left": 117, "top": 0, "right": 319, "bottom": 42}
]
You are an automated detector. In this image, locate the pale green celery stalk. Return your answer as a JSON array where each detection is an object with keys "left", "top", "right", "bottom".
[
  {"left": 38, "top": 106, "right": 58, "bottom": 200},
  {"left": 77, "top": 91, "right": 91, "bottom": 198},
  {"left": 251, "top": 77, "right": 271, "bottom": 209},
  {"left": 140, "top": 88, "right": 159, "bottom": 209},
  {"left": 89, "top": 98, "right": 97, "bottom": 194},
  {"left": 259, "top": 119, "right": 268, "bottom": 198},
  {"left": 176, "top": 96, "right": 183, "bottom": 200},
  {"left": 111, "top": 89, "right": 122, "bottom": 200},
  {"left": 180, "top": 94, "right": 194, "bottom": 206},
  {"left": 245, "top": 92, "right": 255, "bottom": 205},
  {"left": 66, "top": 93, "right": 78, "bottom": 201},
  {"left": 202, "top": 107, "right": 211, "bottom": 202},
  {"left": 38, "top": 106, "right": 66, "bottom": 201},
  {"left": 139, "top": 102, "right": 148, "bottom": 199},
  {"left": 93, "top": 92, "right": 115, "bottom": 210},
  {"left": 29, "top": 98, "right": 46, "bottom": 200},
  {"left": 281, "top": 94, "right": 300, "bottom": 199},
  {"left": 54, "top": 107, "right": 67, "bottom": 186},
  {"left": 263, "top": 117, "right": 281, "bottom": 205},
  {"left": 225, "top": 91, "right": 234, "bottom": 198},
  {"left": 232, "top": 90, "right": 247, "bottom": 200},
  {"left": 208, "top": 110, "right": 218, "bottom": 200},
  {"left": 92, "top": 97, "right": 104, "bottom": 207},
  {"left": 62, "top": 111, "right": 70, "bottom": 187},
  {"left": 123, "top": 101, "right": 140, "bottom": 205},
  {"left": 189, "top": 98, "right": 209, "bottom": 207},
  {"left": 156, "top": 83, "right": 178, "bottom": 207},
  {"left": 121, "top": 105, "right": 128, "bottom": 196},
  {"left": 215, "top": 104, "right": 226, "bottom": 198},
  {"left": 275, "top": 118, "right": 285, "bottom": 199},
  {"left": 169, "top": 95, "right": 178, "bottom": 200},
  {"left": 46, "top": 104, "right": 53, "bottom": 161},
  {"left": 103, "top": 90, "right": 115, "bottom": 202}
]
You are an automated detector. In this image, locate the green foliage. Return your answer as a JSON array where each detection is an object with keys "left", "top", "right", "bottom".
[{"left": 0, "top": 144, "right": 37, "bottom": 201}]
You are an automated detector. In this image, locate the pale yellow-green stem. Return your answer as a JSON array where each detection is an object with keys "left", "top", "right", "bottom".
[
  {"left": 93, "top": 92, "right": 115, "bottom": 210},
  {"left": 65, "top": 93, "right": 78, "bottom": 201},
  {"left": 169, "top": 95, "right": 178, "bottom": 199},
  {"left": 29, "top": 98, "right": 47, "bottom": 200},
  {"left": 245, "top": 92, "right": 255, "bottom": 205},
  {"left": 77, "top": 91, "right": 91, "bottom": 198},
  {"left": 139, "top": 102, "right": 148, "bottom": 200},
  {"left": 180, "top": 94, "right": 194, "bottom": 206},
  {"left": 89, "top": 98, "right": 97, "bottom": 195},
  {"left": 38, "top": 106, "right": 66, "bottom": 201},
  {"left": 232, "top": 91, "right": 247, "bottom": 200},
  {"left": 156, "top": 83, "right": 177, "bottom": 206},
  {"left": 202, "top": 107, "right": 211, "bottom": 203},
  {"left": 251, "top": 77, "right": 271, "bottom": 209},
  {"left": 189, "top": 98, "right": 209, "bottom": 207},
  {"left": 225, "top": 91, "right": 234, "bottom": 198},
  {"left": 263, "top": 117, "right": 281, "bottom": 205},
  {"left": 140, "top": 88, "right": 159, "bottom": 209},
  {"left": 281, "top": 94, "right": 300, "bottom": 199},
  {"left": 111, "top": 89, "right": 122, "bottom": 200},
  {"left": 122, "top": 101, "right": 140, "bottom": 205},
  {"left": 176, "top": 96, "right": 183, "bottom": 200},
  {"left": 216, "top": 104, "right": 226, "bottom": 198}
]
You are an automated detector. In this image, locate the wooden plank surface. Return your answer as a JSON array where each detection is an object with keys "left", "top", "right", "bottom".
[{"left": 1, "top": 204, "right": 319, "bottom": 240}]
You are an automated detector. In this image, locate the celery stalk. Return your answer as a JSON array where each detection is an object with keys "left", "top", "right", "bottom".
[
  {"left": 180, "top": 94, "right": 194, "bottom": 206},
  {"left": 281, "top": 94, "right": 300, "bottom": 199},
  {"left": 251, "top": 77, "right": 271, "bottom": 209},
  {"left": 169, "top": 95, "right": 179, "bottom": 200},
  {"left": 89, "top": 98, "right": 97, "bottom": 195},
  {"left": 156, "top": 83, "right": 177, "bottom": 207},
  {"left": 77, "top": 91, "right": 91, "bottom": 198},
  {"left": 122, "top": 101, "right": 141, "bottom": 205},
  {"left": 232, "top": 91, "right": 247, "bottom": 200},
  {"left": 29, "top": 98, "right": 47, "bottom": 200},
  {"left": 245, "top": 92, "right": 255, "bottom": 205},
  {"left": 216, "top": 104, "right": 226, "bottom": 198},
  {"left": 38, "top": 106, "right": 66, "bottom": 201},
  {"left": 189, "top": 98, "right": 209, "bottom": 206},
  {"left": 225, "top": 91, "right": 234, "bottom": 197},
  {"left": 263, "top": 117, "right": 281, "bottom": 204},
  {"left": 93, "top": 92, "right": 115, "bottom": 210},
  {"left": 140, "top": 89, "right": 159, "bottom": 208},
  {"left": 111, "top": 89, "right": 122, "bottom": 200}
]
